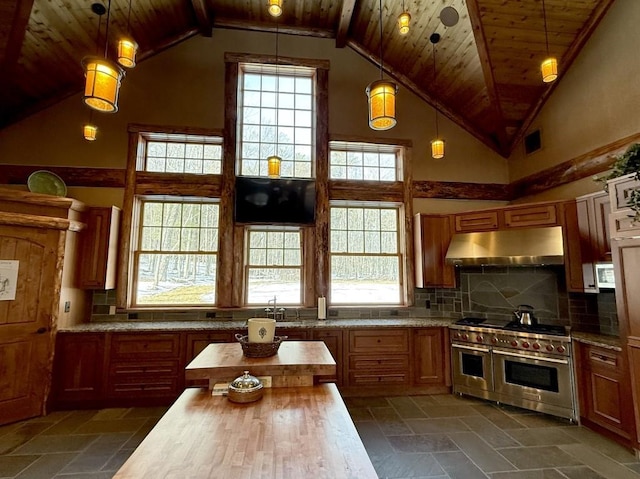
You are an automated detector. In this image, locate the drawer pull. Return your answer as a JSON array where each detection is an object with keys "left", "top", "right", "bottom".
[{"left": 590, "top": 352, "right": 617, "bottom": 366}]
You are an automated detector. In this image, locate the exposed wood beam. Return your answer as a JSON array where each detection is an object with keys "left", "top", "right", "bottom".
[
  {"left": 347, "top": 39, "right": 505, "bottom": 158},
  {"left": 413, "top": 181, "right": 511, "bottom": 201},
  {"left": 190, "top": 0, "right": 213, "bottom": 37},
  {"left": 335, "top": 0, "right": 357, "bottom": 48},
  {"left": 509, "top": 0, "right": 617, "bottom": 152},
  {"left": 466, "top": 0, "right": 510, "bottom": 157},
  {"left": 0, "top": 166, "right": 125, "bottom": 188},
  {"left": 0, "top": 0, "right": 35, "bottom": 110},
  {"left": 214, "top": 17, "right": 333, "bottom": 39},
  {"left": 510, "top": 131, "right": 640, "bottom": 198}
]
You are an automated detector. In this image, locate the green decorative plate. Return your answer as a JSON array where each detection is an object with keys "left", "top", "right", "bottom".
[{"left": 27, "top": 170, "right": 67, "bottom": 197}]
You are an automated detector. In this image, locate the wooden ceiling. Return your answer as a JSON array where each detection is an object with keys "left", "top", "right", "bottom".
[{"left": 0, "top": 0, "right": 615, "bottom": 157}]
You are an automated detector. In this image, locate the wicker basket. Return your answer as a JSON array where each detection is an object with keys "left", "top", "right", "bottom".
[{"left": 235, "top": 333, "right": 288, "bottom": 358}]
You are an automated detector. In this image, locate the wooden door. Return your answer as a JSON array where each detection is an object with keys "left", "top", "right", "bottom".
[{"left": 0, "top": 224, "right": 63, "bottom": 425}]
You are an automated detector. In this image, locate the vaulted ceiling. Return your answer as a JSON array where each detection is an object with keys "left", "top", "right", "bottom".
[{"left": 0, "top": 0, "right": 615, "bottom": 157}]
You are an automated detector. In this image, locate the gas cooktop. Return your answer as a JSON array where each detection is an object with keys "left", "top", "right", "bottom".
[{"left": 454, "top": 317, "right": 568, "bottom": 336}]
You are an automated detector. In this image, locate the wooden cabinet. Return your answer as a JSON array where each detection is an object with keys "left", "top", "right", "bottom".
[
  {"left": 184, "top": 331, "right": 236, "bottom": 387},
  {"left": 413, "top": 328, "right": 450, "bottom": 389},
  {"left": 346, "top": 329, "right": 410, "bottom": 386},
  {"left": 50, "top": 333, "right": 105, "bottom": 409},
  {"left": 312, "top": 329, "right": 344, "bottom": 386},
  {"left": 608, "top": 173, "right": 640, "bottom": 239},
  {"left": 79, "top": 206, "right": 120, "bottom": 289},
  {"left": 106, "top": 332, "right": 182, "bottom": 404},
  {"left": 277, "top": 328, "right": 310, "bottom": 340},
  {"left": 414, "top": 214, "right": 455, "bottom": 288},
  {"left": 576, "top": 192, "right": 612, "bottom": 292},
  {"left": 454, "top": 210, "right": 499, "bottom": 232},
  {"left": 503, "top": 203, "right": 557, "bottom": 228},
  {"left": 576, "top": 343, "right": 635, "bottom": 449}
]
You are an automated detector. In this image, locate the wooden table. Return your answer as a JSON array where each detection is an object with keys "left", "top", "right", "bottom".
[
  {"left": 185, "top": 341, "right": 337, "bottom": 388},
  {"left": 113, "top": 385, "right": 378, "bottom": 478}
]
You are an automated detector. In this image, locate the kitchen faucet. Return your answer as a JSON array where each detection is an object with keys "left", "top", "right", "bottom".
[{"left": 265, "top": 296, "right": 285, "bottom": 321}]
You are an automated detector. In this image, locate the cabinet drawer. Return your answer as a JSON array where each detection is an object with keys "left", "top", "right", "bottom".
[
  {"left": 348, "top": 371, "right": 409, "bottom": 385},
  {"left": 107, "top": 377, "right": 179, "bottom": 397},
  {"left": 454, "top": 211, "right": 499, "bottom": 232},
  {"left": 109, "top": 359, "right": 180, "bottom": 377},
  {"left": 609, "top": 210, "right": 640, "bottom": 240},
  {"left": 349, "top": 329, "right": 409, "bottom": 353},
  {"left": 503, "top": 204, "right": 557, "bottom": 228},
  {"left": 110, "top": 333, "right": 181, "bottom": 359},
  {"left": 349, "top": 355, "right": 409, "bottom": 371},
  {"left": 584, "top": 346, "right": 620, "bottom": 371}
]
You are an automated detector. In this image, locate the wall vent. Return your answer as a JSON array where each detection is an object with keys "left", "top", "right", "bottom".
[{"left": 524, "top": 129, "right": 542, "bottom": 155}]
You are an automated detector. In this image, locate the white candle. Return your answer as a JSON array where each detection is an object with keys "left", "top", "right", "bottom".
[{"left": 317, "top": 297, "right": 326, "bottom": 320}]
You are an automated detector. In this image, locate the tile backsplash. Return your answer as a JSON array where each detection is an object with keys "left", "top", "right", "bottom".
[{"left": 89, "top": 266, "right": 618, "bottom": 334}]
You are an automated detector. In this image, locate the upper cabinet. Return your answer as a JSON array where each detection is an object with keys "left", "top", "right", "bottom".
[
  {"left": 79, "top": 206, "right": 121, "bottom": 290},
  {"left": 454, "top": 211, "right": 498, "bottom": 232},
  {"left": 414, "top": 214, "right": 456, "bottom": 288},
  {"left": 608, "top": 173, "right": 640, "bottom": 240},
  {"left": 576, "top": 191, "right": 612, "bottom": 293},
  {"left": 454, "top": 203, "right": 558, "bottom": 232}
]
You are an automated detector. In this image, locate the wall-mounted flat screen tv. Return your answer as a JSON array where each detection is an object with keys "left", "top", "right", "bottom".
[{"left": 234, "top": 176, "right": 316, "bottom": 225}]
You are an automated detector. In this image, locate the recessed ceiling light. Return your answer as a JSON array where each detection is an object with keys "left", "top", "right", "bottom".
[{"left": 440, "top": 6, "right": 459, "bottom": 27}]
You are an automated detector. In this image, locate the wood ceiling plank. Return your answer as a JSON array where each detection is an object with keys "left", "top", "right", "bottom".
[{"left": 190, "top": 0, "right": 213, "bottom": 37}]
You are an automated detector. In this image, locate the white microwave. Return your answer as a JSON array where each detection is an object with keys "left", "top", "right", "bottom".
[{"left": 595, "top": 263, "right": 615, "bottom": 289}]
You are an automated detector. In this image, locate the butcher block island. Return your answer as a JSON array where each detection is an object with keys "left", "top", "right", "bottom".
[{"left": 114, "top": 340, "right": 377, "bottom": 478}]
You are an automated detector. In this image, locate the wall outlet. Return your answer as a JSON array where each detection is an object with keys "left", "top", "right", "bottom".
[
  {"left": 109, "top": 305, "right": 116, "bottom": 315},
  {"left": 64, "top": 301, "right": 70, "bottom": 313},
  {"left": 257, "top": 376, "right": 272, "bottom": 388},
  {"left": 425, "top": 300, "right": 431, "bottom": 309}
]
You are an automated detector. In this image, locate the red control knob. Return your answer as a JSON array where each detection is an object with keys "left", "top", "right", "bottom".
[
  {"left": 491, "top": 337, "right": 498, "bottom": 344},
  {"left": 453, "top": 332, "right": 460, "bottom": 339},
  {"left": 522, "top": 341, "right": 530, "bottom": 349},
  {"left": 510, "top": 340, "right": 518, "bottom": 347},
  {"left": 532, "top": 343, "right": 540, "bottom": 350},
  {"left": 476, "top": 335, "right": 483, "bottom": 342},
  {"left": 546, "top": 344, "right": 554, "bottom": 352},
  {"left": 462, "top": 334, "right": 469, "bottom": 341},
  {"left": 557, "top": 345, "right": 566, "bottom": 353}
]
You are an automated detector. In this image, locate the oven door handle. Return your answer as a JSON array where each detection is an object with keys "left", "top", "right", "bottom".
[
  {"left": 493, "top": 348, "right": 570, "bottom": 365},
  {"left": 452, "top": 343, "right": 491, "bottom": 353}
]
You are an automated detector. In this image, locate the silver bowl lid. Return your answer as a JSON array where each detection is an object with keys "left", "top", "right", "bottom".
[{"left": 229, "top": 371, "right": 263, "bottom": 393}]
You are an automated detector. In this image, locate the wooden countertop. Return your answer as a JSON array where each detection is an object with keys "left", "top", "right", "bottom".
[
  {"left": 185, "top": 341, "right": 336, "bottom": 387},
  {"left": 113, "top": 385, "right": 377, "bottom": 479}
]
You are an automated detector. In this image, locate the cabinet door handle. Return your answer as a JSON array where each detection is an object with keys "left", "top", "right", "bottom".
[{"left": 36, "top": 327, "right": 47, "bottom": 334}]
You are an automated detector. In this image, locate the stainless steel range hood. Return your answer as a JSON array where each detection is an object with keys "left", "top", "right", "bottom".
[{"left": 445, "top": 226, "right": 564, "bottom": 266}]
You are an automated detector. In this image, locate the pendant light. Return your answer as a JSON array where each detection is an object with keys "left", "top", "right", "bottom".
[
  {"left": 397, "top": 1, "right": 410, "bottom": 35},
  {"left": 117, "top": 0, "right": 138, "bottom": 68},
  {"left": 540, "top": 0, "right": 558, "bottom": 83},
  {"left": 82, "top": 1, "right": 125, "bottom": 113},
  {"left": 268, "top": 0, "right": 282, "bottom": 17},
  {"left": 83, "top": 110, "right": 98, "bottom": 141},
  {"left": 366, "top": 0, "right": 398, "bottom": 131},
  {"left": 430, "top": 33, "right": 444, "bottom": 159},
  {"left": 267, "top": 17, "right": 281, "bottom": 178}
]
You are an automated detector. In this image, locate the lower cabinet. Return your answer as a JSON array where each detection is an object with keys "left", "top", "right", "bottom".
[
  {"left": 51, "top": 325, "right": 452, "bottom": 408},
  {"left": 576, "top": 342, "right": 635, "bottom": 449}
]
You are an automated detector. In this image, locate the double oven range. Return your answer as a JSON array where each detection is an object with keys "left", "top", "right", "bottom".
[{"left": 450, "top": 317, "right": 577, "bottom": 422}]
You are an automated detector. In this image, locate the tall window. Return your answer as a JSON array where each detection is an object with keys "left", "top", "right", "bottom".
[
  {"left": 133, "top": 199, "right": 220, "bottom": 306},
  {"left": 238, "top": 64, "right": 315, "bottom": 178},
  {"left": 330, "top": 204, "right": 402, "bottom": 304},
  {"left": 245, "top": 228, "right": 302, "bottom": 305},
  {"left": 329, "top": 142, "right": 399, "bottom": 181},
  {"left": 144, "top": 140, "right": 222, "bottom": 174}
]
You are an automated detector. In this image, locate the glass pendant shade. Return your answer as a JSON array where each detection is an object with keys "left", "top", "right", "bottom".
[
  {"left": 267, "top": 155, "right": 281, "bottom": 178},
  {"left": 83, "top": 124, "right": 98, "bottom": 141},
  {"left": 117, "top": 38, "right": 138, "bottom": 68},
  {"left": 541, "top": 57, "right": 558, "bottom": 83},
  {"left": 398, "top": 12, "right": 411, "bottom": 35},
  {"left": 431, "top": 139, "right": 445, "bottom": 159},
  {"left": 268, "top": 0, "right": 282, "bottom": 17},
  {"left": 82, "top": 56, "right": 125, "bottom": 113},
  {"left": 366, "top": 79, "right": 398, "bottom": 131}
]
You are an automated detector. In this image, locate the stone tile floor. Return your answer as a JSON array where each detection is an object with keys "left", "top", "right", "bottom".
[{"left": 0, "top": 394, "right": 639, "bottom": 478}]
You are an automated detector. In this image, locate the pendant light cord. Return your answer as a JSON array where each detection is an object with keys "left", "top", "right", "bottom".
[
  {"left": 275, "top": 19, "right": 279, "bottom": 160},
  {"left": 104, "top": 0, "right": 112, "bottom": 58},
  {"left": 126, "top": 0, "right": 132, "bottom": 34},
  {"left": 379, "top": 0, "right": 383, "bottom": 79},
  {"left": 94, "top": 11, "right": 102, "bottom": 56},
  {"left": 432, "top": 44, "right": 439, "bottom": 138},
  {"left": 542, "top": 0, "right": 550, "bottom": 55}
]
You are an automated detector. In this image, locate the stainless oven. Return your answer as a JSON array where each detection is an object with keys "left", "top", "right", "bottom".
[
  {"left": 450, "top": 318, "right": 577, "bottom": 422},
  {"left": 451, "top": 343, "right": 493, "bottom": 398},
  {"left": 493, "top": 346, "right": 575, "bottom": 419}
]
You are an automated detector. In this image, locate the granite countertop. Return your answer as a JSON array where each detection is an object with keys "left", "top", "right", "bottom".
[
  {"left": 58, "top": 317, "right": 457, "bottom": 333},
  {"left": 571, "top": 331, "right": 623, "bottom": 351}
]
